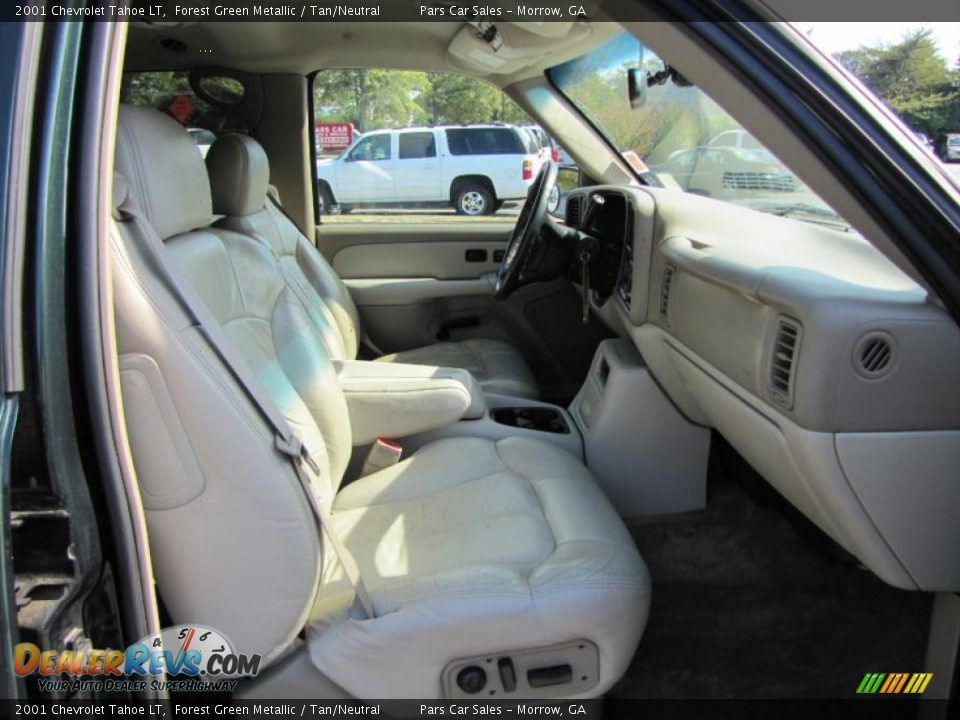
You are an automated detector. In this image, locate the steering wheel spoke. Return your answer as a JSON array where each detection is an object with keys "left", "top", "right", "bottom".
[{"left": 494, "top": 160, "right": 558, "bottom": 300}]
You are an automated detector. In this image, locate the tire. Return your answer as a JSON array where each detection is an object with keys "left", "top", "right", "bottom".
[
  {"left": 318, "top": 183, "right": 336, "bottom": 215},
  {"left": 453, "top": 182, "right": 494, "bottom": 216}
]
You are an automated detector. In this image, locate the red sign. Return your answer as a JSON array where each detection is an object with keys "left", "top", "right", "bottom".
[
  {"left": 168, "top": 94, "right": 195, "bottom": 124},
  {"left": 316, "top": 123, "right": 354, "bottom": 151}
]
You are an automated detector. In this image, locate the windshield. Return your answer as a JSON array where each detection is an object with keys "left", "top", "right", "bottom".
[{"left": 549, "top": 33, "right": 849, "bottom": 230}]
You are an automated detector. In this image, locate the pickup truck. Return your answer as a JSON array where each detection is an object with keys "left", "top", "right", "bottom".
[{"left": 315, "top": 124, "right": 542, "bottom": 215}]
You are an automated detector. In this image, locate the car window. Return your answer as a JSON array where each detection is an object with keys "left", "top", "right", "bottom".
[
  {"left": 313, "top": 68, "right": 535, "bottom": 223},
  {"left": 710, "top": 132, "right": 738, "bottom": 148},
  {"left": 549, "top": 33, "right": 850, "bottom": 230},
  {"left": 398, "top": 132, "right": 436, "bottom": 160},
  {"left": 120, "top": 71, "right": 248, "bottom": 156},
  {"left": 347, "top": 134, "right": 392, "bottom": 162},
  {"left": 446, "top": 128, "right": 526, "bottom": 156}
]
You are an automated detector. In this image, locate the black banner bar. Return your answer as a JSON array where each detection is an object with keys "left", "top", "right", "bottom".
[
  {"left": 3, "top": 0, "right": 960, "bottom": 24},
  {"left": 0, "top": 699, "right": 942, "bottom": 720}
]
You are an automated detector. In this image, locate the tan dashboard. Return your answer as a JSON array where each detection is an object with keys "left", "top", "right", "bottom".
[{"left": 568, "top": 184, "right": 960, "bottom": 592}]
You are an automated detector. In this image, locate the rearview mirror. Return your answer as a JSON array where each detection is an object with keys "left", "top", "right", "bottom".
[{"left": 627, "top": 68, "right": 647, "bottom": 109}]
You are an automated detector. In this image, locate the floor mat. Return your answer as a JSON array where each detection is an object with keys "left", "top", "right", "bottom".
[{"left": 610, "top": 438, "right": 932, "bottom": 699}]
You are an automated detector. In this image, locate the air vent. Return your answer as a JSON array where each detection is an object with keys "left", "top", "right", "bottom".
[
  {"left": 565, "top": 196, "right": 582, "bottom": 229},
  {"left": 770, "top": 317, "right": 802, "bottom": 407},
  {"left": 853, "top": 332, "right": 896, "bottom": 379},
  {"left": 659, "top": 264, "right": 676, "bottom": 321},
  {"left": 157, "top": 37, "right": 188, "bottom": 54}
]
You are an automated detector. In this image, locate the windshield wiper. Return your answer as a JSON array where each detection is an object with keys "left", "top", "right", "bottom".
[{"left": 754, "top": 202, "right": 849, "bottom": 230}]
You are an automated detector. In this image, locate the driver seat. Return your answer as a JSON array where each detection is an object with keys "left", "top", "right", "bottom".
[{"left": 205, "top": 133, "right": 539, "bottom": 399}]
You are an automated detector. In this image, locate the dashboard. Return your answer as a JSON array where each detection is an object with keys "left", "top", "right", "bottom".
[{"left": 564, "top": 184, "right": 960, "bottom": 592}]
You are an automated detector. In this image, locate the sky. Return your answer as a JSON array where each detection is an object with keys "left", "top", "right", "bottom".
[{"left": 795, "top": 22, "right": 960, "bottom": 63}]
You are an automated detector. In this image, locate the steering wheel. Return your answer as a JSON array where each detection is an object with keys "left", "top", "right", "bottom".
[{"left": 495, "top": 159, "right": 558, "bottom": 300}]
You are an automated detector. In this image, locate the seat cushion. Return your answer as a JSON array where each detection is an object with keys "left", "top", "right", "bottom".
[
  {"left": 307, "top": 436, "right": 650, "bottom": 698},
  {"left": 377, "top": 339, "right": 538, "bottom": 399}
]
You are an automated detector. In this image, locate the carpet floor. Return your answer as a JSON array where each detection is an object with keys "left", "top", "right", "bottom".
[{"left": 608, "top": 437, "right": 932, "bottom": 700}]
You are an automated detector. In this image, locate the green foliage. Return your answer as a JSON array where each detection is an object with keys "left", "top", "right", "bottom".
[
  {"left": 422, "top": 73, "right": 500, "bottom": 124},
  {"left": 121, "top": 67, "right": 534, "bottom": 135},
  {"left": 834, "top": 29, "right": 960, "bottom": 137},
  {"left": 314, "top": 69, "right": 430, "bottom": 130},
  {"left": 314, "top": 69, "right": 530, "bottom": 130},
  {"left": 119, "top": 71, "right": 245, "bottom": 131},
  {"left": 555, "top": 63, "right": 711, "bottom": 162}
]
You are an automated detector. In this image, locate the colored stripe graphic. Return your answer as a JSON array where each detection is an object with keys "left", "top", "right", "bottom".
[{"left": 857, "top": 672, "right": 933, "bottom": 694}]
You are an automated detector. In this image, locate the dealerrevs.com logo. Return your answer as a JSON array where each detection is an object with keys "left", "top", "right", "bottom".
[{"left": 13, "top": 625, "right": 261, "bottom": 693}]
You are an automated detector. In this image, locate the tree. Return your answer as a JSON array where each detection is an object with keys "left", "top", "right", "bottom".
[
  {"left": 315, "top": 69, "right": 532, "bottom": 129},
  {"left": 422, "top": 73, "right": 501, "bottom": 124},
  {"left": 314, "top": 69, "right": 429, "bottom": 131},
  {"left": 834, "top": 29, "right": 960, "bottom": 138}
]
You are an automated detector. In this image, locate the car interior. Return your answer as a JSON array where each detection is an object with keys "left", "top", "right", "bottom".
[{"left": 74, "top": 16, "right": 960, "bottom": 702}]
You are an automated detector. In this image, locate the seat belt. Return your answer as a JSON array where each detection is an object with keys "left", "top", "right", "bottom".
[{"left": 116, "top": 196, "right": 376, "bottom": 621}]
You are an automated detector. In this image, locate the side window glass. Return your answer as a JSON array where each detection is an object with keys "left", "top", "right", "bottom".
[
  {"left": 347, "top": 135, "right": 391, "bottom": 162},
  {"left": 399, "top": 132, "right": 436, "bottom": 160},
  {"left": 313, "top": 69, "right": 540, "bottom": 222},
  {"left": 120, "top": 72, "right": 248, "bottom": 157}
]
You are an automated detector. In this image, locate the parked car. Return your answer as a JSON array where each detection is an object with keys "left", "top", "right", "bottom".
[
  {"left": 945, "top": 133, "right": 960, "bottom": 162},
  {"left": 186, "top": 127, "right": 216, "bottom": 158},
  {"left": 708, "top": 129, "right": 779, "bottom": 163},
  {"left": 652, "top": 145, "right": 796, "bottom": 197},
  {"left": 521, "top": 125, "right": 554, "bottom": 160},
  {"left": 315, "top": 124, "right": 542, "bottom": 215},
  {"left": 550, "top": 136, "right": 575, "bottom": 166}
]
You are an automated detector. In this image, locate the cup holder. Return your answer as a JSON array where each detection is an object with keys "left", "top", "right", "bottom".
[{"left": 491, "top": 407, "right": 570, "bottom": 434}]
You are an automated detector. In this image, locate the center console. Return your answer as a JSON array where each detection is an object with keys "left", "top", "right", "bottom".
[
  {"left": 569, "top": 338, "right": 710, "bottom": 518},
  {"left": 401, "top": 393, "right": 583, "bottom": 459},
  {"left": 490, "top": 407, "right": 570, "bottom": 434}
]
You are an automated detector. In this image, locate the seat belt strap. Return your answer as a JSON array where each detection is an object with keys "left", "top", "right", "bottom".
[{"left": 116, "top": 198, "right": 376, "bottom": 620}]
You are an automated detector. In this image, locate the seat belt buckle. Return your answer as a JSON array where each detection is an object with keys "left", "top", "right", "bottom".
[{"left": 361, "top": 438, "right": 403, "bottom": 476}]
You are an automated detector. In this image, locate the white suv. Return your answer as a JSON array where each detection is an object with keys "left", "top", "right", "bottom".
[{"left": 315, "top": 125, "right": 541, "bottom": 215}]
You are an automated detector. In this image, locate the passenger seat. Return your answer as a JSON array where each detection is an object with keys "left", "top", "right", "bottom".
[
  {"left": 205, "top": 133, "right": 540, "bottom": 399},
  {"left": 111, "top": 105, "right": 649, "bottom": 698}
]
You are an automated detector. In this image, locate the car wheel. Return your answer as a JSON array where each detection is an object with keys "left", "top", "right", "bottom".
[
  {"left": 547, "top": 185, "right": 560, "bottom": 213},
  {"left": 318, "top": 184, "right": 336, "bottom": 215},
  {"left": 454, "top": 183, "right": 494, "bottom": 216}
]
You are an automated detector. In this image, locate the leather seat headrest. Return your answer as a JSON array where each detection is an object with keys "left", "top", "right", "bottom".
[
  {"left": 206, "top": 134, "right": 270, "bottom": 217},
  {"left": 114, "top": 105, "right": 214, "bottom": 240}
]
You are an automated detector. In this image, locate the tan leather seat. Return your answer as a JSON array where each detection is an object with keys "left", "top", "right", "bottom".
[
  {"left": 111, "top": 106, "right": 649, "bottom": 698},
  {"left": 205, "top": 133, "right": 539, "bottom": 399}
]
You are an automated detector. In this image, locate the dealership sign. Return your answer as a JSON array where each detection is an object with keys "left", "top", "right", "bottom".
[{"left": 317, "top": 123, "right": 354, "bottom": 150}]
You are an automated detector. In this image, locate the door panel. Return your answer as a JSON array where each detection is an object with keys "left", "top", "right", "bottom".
[
  {"left": 316, "top": 221, "right": 605, "bottom": 401},
  {"left": 334, "top": 241, "right": 504, "bottom": 279},
  {"left": 317, "top": 221, "right": 514, "bottom": 261}
]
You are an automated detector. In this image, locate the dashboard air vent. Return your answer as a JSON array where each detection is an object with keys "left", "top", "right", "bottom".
[
  {"left": 565, "top": 195, "right": 582, "bottom": 229},
  {"left": 770, "top": 317, "right": 802, "bottom": 407},
  {"left": 659, "top": 264, "right": 676, "bottom": 321},
  {"left": 854, "top": 332, "right": 895, "bottom": 379}
]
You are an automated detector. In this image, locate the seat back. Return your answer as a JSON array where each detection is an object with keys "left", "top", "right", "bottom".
[
  {"left": 206, "top": 134, "right": 361, "bottom": 361},
  {"left": 112, "top": 106, "right": 352, "bottom": 664}
]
